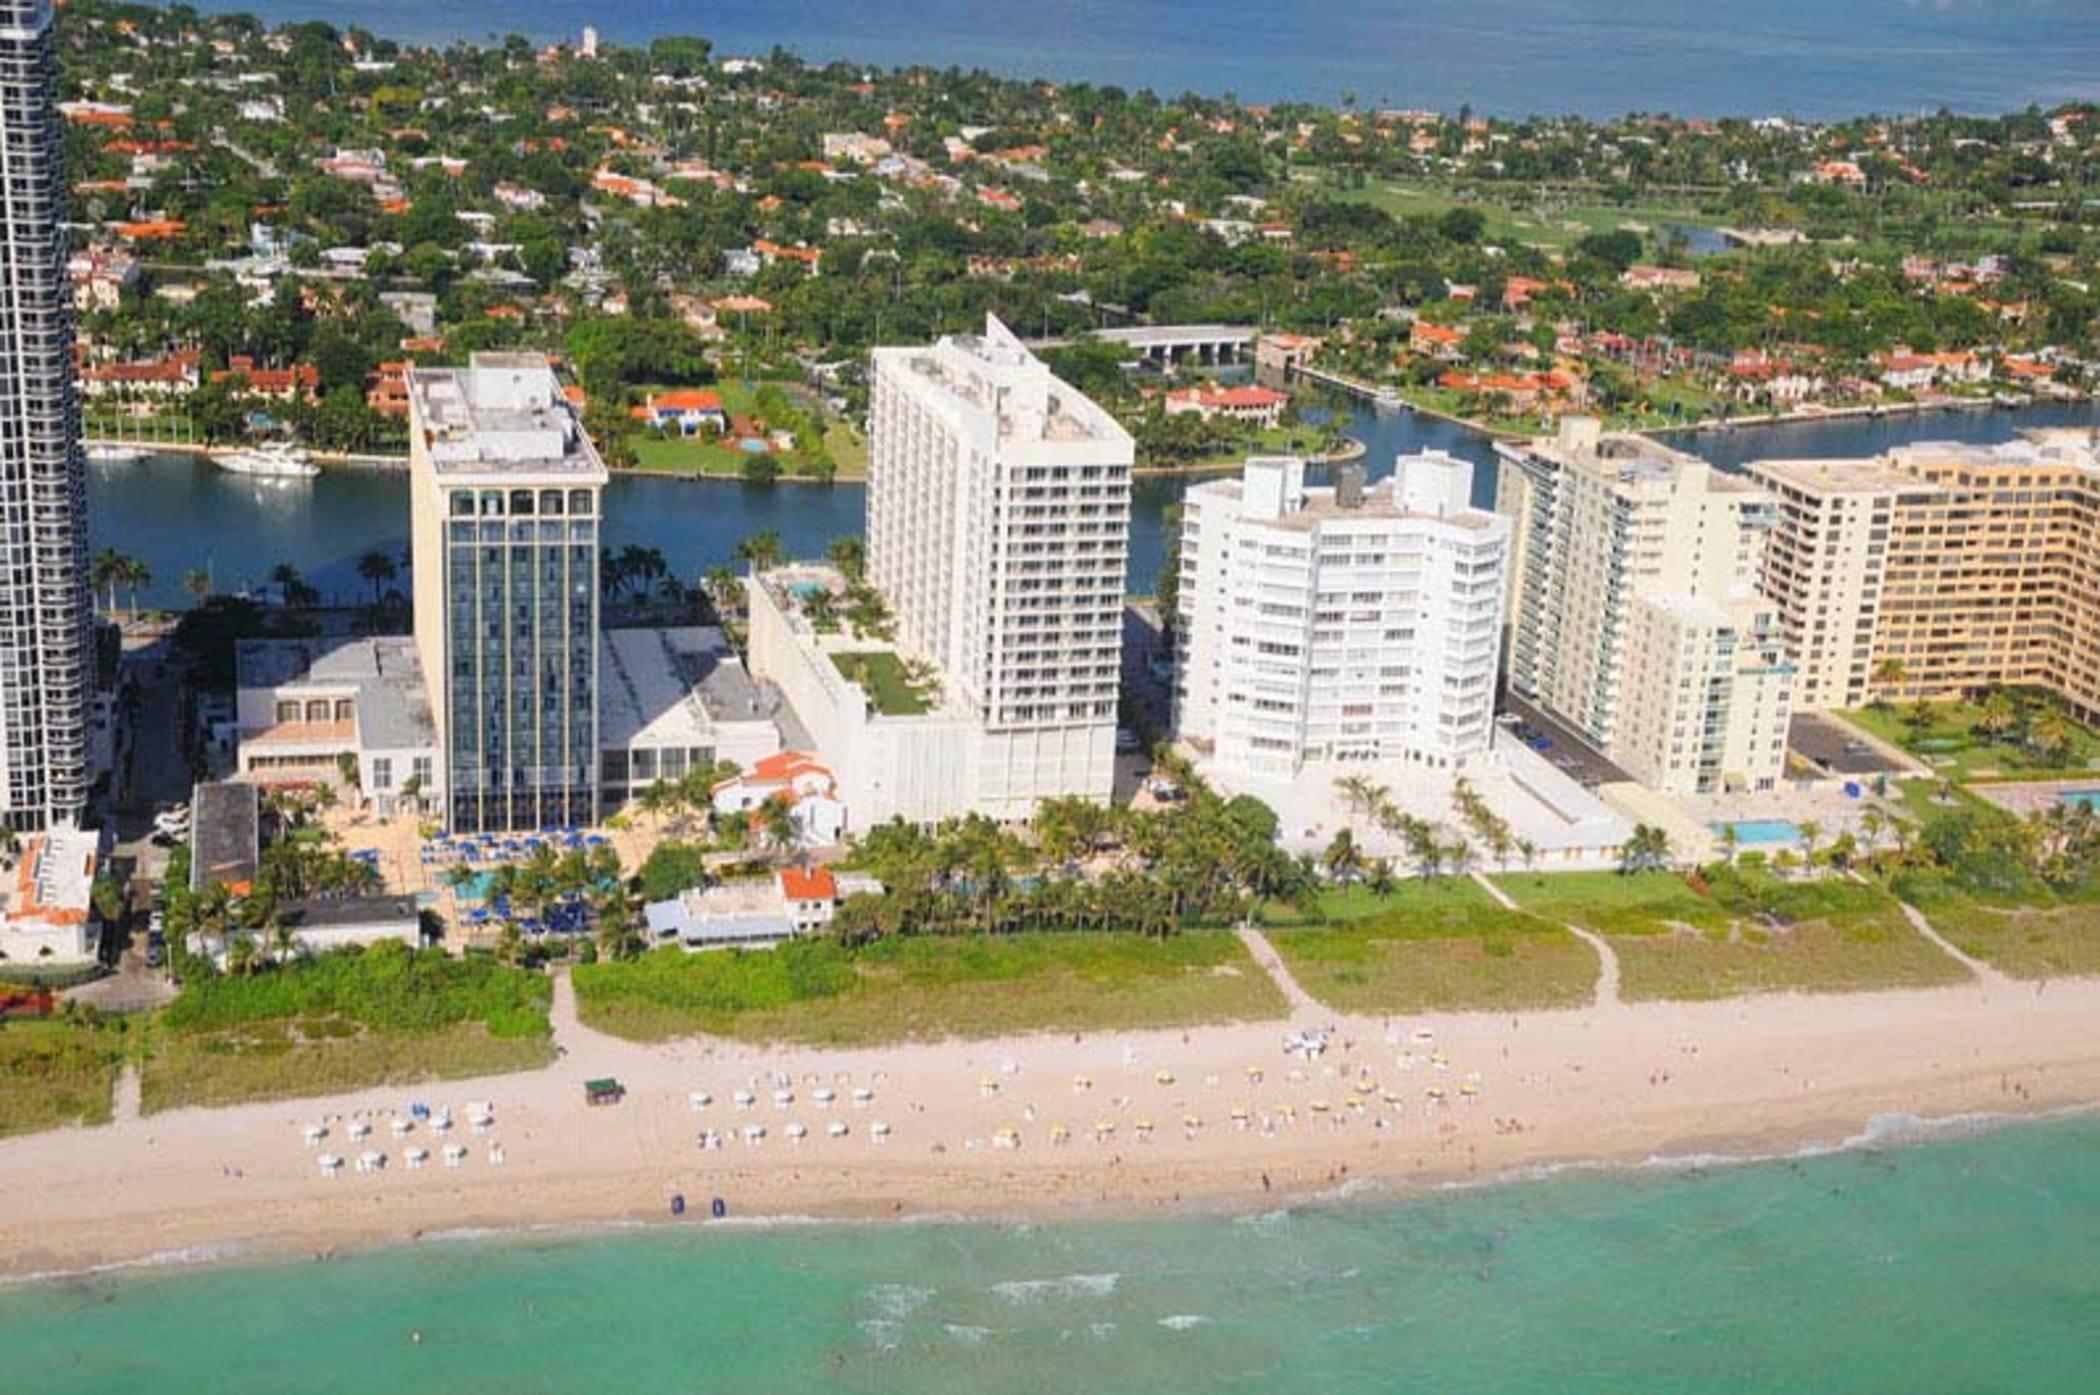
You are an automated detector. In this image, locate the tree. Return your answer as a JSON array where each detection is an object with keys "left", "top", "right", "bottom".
[
  {"left": 182, "top": 568, "right": 212, "bottom": 607},
  {"left": 734, "top": 529, "right": 785, "bottom": 573},
  {"left": 1871, "top": 658, "right": 1906, "bottom": 708},
  {"left": 826, "top": 535, "right": 866, "bottom": 582},
  {"left": 2029, "top": 711, "right": 2074, "bottom": 765},
  {"left": 91, "top": 548, "right": 130, "bottom": 615},
  {"left": 356, "top": 549, "right": 398, "bottom": 605},
  {"left": 1618, "top": 823, "right": 1673, "bottom": 875}
]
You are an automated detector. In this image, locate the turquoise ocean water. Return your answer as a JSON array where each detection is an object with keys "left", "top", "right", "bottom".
[{"left": 7, "top": 1113, "right": 2098, "bottom": 1393}]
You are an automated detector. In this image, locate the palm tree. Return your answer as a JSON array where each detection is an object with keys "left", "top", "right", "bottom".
[
  {"left": 734, "top": 529, "right": 785, "bottom": 574},
  {"left": 2029, "top": 711, "right": 2074, "bottom": 766},
  {"left": 119, "top": 556, "right": 151, "bottom": 615},
  {"left": 1870, "top": 657, "right": 1906, "bottom": 709},
  {"left": 825, "top": 535, "right": 866, "bottom": 582},
  {"left": 1717, "top": 823, "right": 1740, "bottom": 868},
  {"left": 1321, "top": 827, "right": 1362, "bottom": 883},
  {"left": 1618, "top": 823, "right": 1673, "bottom": 875},
  {"left": 356, "top": 549, "right": 397, "bottom": 604},
  {"left": 1796, "top": 819, "right": 1823, "bottom": 865},
  {"left": 90, "top": 547, "right": 130, "bottom": 614},
  {"left": 182, "top": 568, "right": 212, "bottom": 607}
]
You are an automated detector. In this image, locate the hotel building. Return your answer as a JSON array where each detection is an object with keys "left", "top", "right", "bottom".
[
  {"left": 1750, "top": 432, "right": 2100, "bottom": 718},
  {"left": 409, "top": 354, "right": 607, "bottom": 833},
  {"left": 1495, "top": 418, "right": 1792, "bottom": 794},
  {"left": 1173, "top": 453, "right": 1511, "bottom": 779},
  {"left": 0, "top": 1, "right": 90, "bottom": 830}
]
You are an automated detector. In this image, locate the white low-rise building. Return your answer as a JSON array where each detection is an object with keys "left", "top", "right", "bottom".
[
  {"left": 1175, "top": 454, "right": 1511, "bottom": 779},
  {"left": 710, "top": 751, "right": 848, "bottom": 847},
  {"left": 0, "top": 827, "right": 106, "bottom": 967}
]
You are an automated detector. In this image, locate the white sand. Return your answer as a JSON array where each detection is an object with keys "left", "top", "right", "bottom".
[{"left": 5, "top": 968, "right": 2099, "bottom": 1279}]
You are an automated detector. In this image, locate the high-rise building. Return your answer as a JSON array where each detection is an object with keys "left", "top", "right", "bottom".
[
  {"left": 860, "top": 315, "right": 1131, "bottom": 815},
  {"left": 409, "top": 354, "right": 607, "bottom": 833},
  {"left": 1174, "top": 453, "right": 1510, "bottom": 779},
  {"left": 1495, "top": 418, "right": 1792, "bottom": 793},
  {"left": 1751, "top": 432, "right": 2100, "bottom": 718},
  {"left": 0, "top": 1, "right": 90, "bottom": 830}
]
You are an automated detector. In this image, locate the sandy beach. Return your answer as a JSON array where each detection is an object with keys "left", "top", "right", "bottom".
[{"left": 5, "top": 961, "right": 2099, "bottom": 1282}]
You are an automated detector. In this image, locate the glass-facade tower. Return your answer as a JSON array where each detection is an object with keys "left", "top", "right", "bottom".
[{"left": 409, "top": 355, "right": 605, "bottom": 834}]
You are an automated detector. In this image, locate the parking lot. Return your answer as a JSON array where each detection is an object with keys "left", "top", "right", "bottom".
[
  {"left": 1498, "top": 694, "right": 1629, "bottom": 788},
  {"left": 1788, "top": 713, "right": 1913, "bottom": 776}
]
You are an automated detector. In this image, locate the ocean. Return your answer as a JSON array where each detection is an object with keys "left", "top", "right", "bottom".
[
  {"left": 214, "top": 0, "right": 2100, "bottom": 118},
  {"left": 7, "top": 1112, "right": 2099, "bottom": 1393}
]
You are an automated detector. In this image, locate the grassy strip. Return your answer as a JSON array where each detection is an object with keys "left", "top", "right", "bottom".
[
  {"left": 573, "top": 932, "right": 1286, "bottom": 1046},
  {"left": 1265, "top": 879, "right": 1597, "bottom": 1013},
  {"left": 0, "top": 1018, "right": 129, "bottom": 1137},
  {"left": 140, "top": 1020, "right": 554, "bottom": 1114},
  {"left": 1896, "top": 870, "right": 2100, "bottom": 980},
  {"left": 1498, "top": 868, "right": 1970, "bottom": 1001},
  {"left": 1838, "top": 698, "right": 2100, "bottom": 783},
  {"left": 142, "top": 943, "right": 555, "bottom": 1112}
]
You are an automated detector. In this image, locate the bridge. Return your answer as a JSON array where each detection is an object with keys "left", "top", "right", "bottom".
[
  {"left": 1291, "top": 362, "right": 1402, "bottom": 408},
  {"left": 1026, "top": 323, "right": 1257, "bottom": 364}
]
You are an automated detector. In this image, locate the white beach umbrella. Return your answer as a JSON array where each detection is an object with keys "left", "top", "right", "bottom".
[
  {"left": 317, "top": 1153, "right": 343, "bottom": 1175},
  {"left": 734, "top": 1089, "right": 756, "bottom": 1108},
  {"left": 785, "top": 1121, "right": 809, "bottom": 1141},
  {"left": 303, "top": 1124, "right": 327, "bottom": 1146},
  {"left": 689, "top": 1091, "right": 713, "bottom": 1111},
  {"left": 826, "top": 1120, "right": 849, "bottom": 1139},
  {"left": 443, "top": 1144, "right": 467, "bottom": 1166}
]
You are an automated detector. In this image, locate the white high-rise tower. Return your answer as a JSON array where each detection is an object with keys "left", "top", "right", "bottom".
[
  {"left": 865, "top": 316, "right": 1132, "bottom": 813},
  {"left": 0, "top": 1, "right": 91, "bottom": 829}
]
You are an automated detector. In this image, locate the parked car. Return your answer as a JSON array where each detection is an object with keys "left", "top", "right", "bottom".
[{"left": 1114, "top": 728, "right": 1142, "bottom": 755}]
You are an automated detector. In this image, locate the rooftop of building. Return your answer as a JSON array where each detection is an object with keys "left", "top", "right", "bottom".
[
  {"left": 0, "top": 827, "right": 102, "bottom": 926},
  {"left": 1507, "top": 417, "right": 1763, "bottom": 495},
  {"left": 751, "top": 565, "right": 966, "bottom": 722},
  {"left": 190, "top": 780, "right": 260, "bottom": 894},
  {"left": 598, "top": 625, "right": 787, "bottom": 750},
  {"left": 278, "top": 893, "right": 421, "bottom": 930},
  {"left": 1745, "top": 457, "right": 1925, "bottom": 495},
  {"left": 409, "top": 351, "right": 608, "bottom": 480},
  {"left": 237, "top": 635, "right": 435, "bottom": 752},
  {"left": 871, "top": 315, "right": 1131, "bottom": 451},
  {"left": 1194, "top": 454, "right": 1502, "bottom": 533}
]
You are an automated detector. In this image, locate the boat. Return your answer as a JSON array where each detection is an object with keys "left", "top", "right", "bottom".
[
  {"left": 86, "top": 443, "right": 148, "bottom": 464},
  {"left": 214, "top": 441, "right": 318, "bottom": 478}
]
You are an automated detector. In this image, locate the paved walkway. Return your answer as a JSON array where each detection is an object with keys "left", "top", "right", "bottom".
[
  {"left": 112, "top": 1063, "right": 140, "bottom": 1125},
  {"left": 1233, "top": 925, "right": 1324, "bottom": 1019},
  {"left": 1473, "top": 871, "right": 1622, "bottom": 1009}
]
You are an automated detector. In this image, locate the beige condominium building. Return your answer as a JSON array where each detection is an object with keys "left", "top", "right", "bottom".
[
  {"left": 1496, "top": 417, "right": 1792, "bottom": 794},
  {"left": 1173, "top": 452, "right": 1511, "bottom": 779},
  {"left": 409, "top": 353, "right": 608, "bottom": 833},
  {"left": 1750, "top": 431, "right": 2100, "bottom": 718}
]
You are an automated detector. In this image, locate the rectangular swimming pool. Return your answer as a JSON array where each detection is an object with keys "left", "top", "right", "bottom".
[
  {"left": 2058, "top": 790, "right": 2100, "bottom": 811},
  {"left": 1712, "top": 819, "right": 1802, "bottom": 845}
]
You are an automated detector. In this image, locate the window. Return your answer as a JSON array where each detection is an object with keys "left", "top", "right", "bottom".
[{"left": 372, "top": 758, "right": 393, "bottom": 791}]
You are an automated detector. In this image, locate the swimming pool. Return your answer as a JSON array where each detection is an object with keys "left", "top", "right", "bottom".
[
  {"left": 2058, "top": 790, "right": 2100, "bottom": 811},
  {"left": 1713, "top": 818, "right": 1802, "bottom": 845}
]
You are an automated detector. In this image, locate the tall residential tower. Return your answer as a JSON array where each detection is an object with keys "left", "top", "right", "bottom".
[
  {"left": 0, "top": 0, "right": 91, "bottom": 829},
  {"left": 409, "top": 354, "right": 607, "bottom": 833},
  {"left": 862, "top": 316, "right": 1131, "bottom": 815}
]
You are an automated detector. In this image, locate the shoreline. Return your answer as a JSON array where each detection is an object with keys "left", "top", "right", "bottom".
[{"left": 6, "top": 971, "right": 2098, "bottom": 1286}]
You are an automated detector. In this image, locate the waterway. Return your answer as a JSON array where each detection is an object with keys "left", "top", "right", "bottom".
[
  {"left": 219, "top": 0, "right": 2100, "bottom": 120},
  {"left": 90, "top": 401, "right": 2100, "bottom": 610}
]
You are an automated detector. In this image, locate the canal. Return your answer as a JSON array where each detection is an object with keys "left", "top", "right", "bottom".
[{"left": 89, "top": 400, "right": 2100, "bottom": 609}]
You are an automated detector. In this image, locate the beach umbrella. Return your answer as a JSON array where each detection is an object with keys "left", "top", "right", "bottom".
[
  {"left": 813, "top": 1088, "right": 836, "bottom": 1106},
  {"left": 1182, "top": 1114, "right": 1202, "bottom": 1129},
  {"left": 1049, "top": 1124, "right": 1070, "bottom": 1144},
  {"left": 993, "top": 1128, "right": 1020, "bottom": 1150},
  {"left": 1155, "top": 1070, "right": 1175, "bottom": 1086},
  {"left": 391, "top": 1117, "right": 414, "bottom": 1135},
  {"left": 488, "top": 1144, "right": 506, "bottom": 1166},
  {"left": 690, "top": 1091, "right": 712, "bottom": 1111},
  {"left": 852, "top": 1087, "right": 874, "bottom": 1106},
  {"left": 317, "top": 1153, "right": 343, "bottom": 1175},
  {"left": 1072, "top": 1075, "right": 1092, "bottom": 1091},
  {"left": 827, "top": 1121, "right": 849, "bottom": 1138},
  {"left": 303, "top": 1124, "right": 327, "bottom": 1146},
  {"left": 444, "top": 1144, "right": 467, "bottom": 1166},
  {"left": 347, "top": 1120, "right": 371, "bottom": 1139},
  {"left": 1134, "top": 1118, "right": 1154, "bottom": 1134},
  {"left": 405, "top": 1147, "right": 428, "bottom": 1169},
  {"left": 1308, "top": 1100, "right": 1330, "bottom": 1113},
  {"left": 773, "top": 1089, "right": 795, "bottom": 1108},
  {"left": 979, "top": 1077, "right": 999, "bottom": 1094},
  {"left": 1244, "top": 1065, "right": 1264, "bottom": 1083},
  {"left": 785, "top": 1121, "right": 809, "bottom": 1141},
  {"left": 1093, "top": 1120, "right": 1115, "bottom": 1136},
  {"left": 743, "top": 1125, "right": 766, "bottom": 1144},
  {"left": 870, "top": 1121, "right": 891, "bottom": 1142},
  {"left": 359, "top": 1149, "right": 385, "bottom": 1172},
  {"left": 734, "top": 1090, "right": 756, "bottom": 1108}
]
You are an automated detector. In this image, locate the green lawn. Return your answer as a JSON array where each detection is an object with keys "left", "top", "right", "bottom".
[
  {"left": 1496, "top": 868, "right": 1970, "bottom": 1001},
  {"left": 0, "top": 1017, "right": 129, "bottom": 1137},
  {"left": 572, "top": 932, "right": 1287, "bottom": 1045},
  {"left": 1838, "top": 698, "right": 2100, "bottom": 783},
  {"left": 832, "top": 651, "right": 933, "bottom": 715},
  {"left": 140, "top": 943, "right": 555, "bottom": 1112},
  {"left": 624, "top": 379, "right": 861, "bottom": 481},
  {"left": 1328, "top": 178, "right": 1722, "bottom": 251},
  {"left": 1266, "top": 878, "right": 1598, "bottom": 1013},
  {"left": 1896, "top": 870, "right": 2100, "bottom": 980}
]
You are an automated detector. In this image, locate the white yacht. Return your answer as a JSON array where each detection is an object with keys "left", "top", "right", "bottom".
[
  {"left": 214, "top": 441, "right": 318, "bottom": 479},
  {"left": 85, "top": 443, "right": 148, "bottom": 464}
]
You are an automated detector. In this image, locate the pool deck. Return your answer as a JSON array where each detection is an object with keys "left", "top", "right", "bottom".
[{"left": 1972, "top": 779, "right": 2100, "bottom": 818}]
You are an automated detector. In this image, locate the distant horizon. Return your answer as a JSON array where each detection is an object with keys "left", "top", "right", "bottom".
[{"left": 193, "top": 0, "right": 2100, "bottom": 122}]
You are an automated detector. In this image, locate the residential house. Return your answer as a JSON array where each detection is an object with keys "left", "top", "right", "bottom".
[{"left": 1162, "top": 383, "right": 1289, "bottom": 430}]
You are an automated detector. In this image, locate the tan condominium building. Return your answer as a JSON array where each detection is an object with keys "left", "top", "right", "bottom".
[
  {"left": 1495, "top": 417, "right": 1792, "bottom": 793},
  {"left": 409, "top": 353, "right": 608, "bottom": 833},
  {"left": 1750, "top": 431, "right": 2100, "bottom": 718}
]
